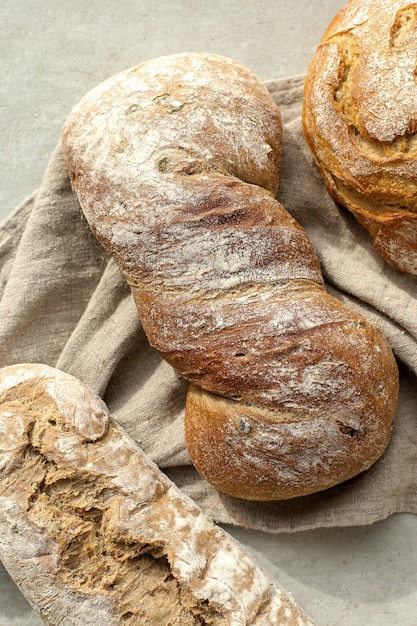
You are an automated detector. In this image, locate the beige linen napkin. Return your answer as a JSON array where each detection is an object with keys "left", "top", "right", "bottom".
[{"left": 0, "top": 75, "right": 416, "bottom": 533}]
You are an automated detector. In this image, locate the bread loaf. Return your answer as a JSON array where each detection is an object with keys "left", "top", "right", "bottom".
[
  {"left": 303, "top": 0, "right": 417, "bottom": 274},
  {"left": 61, "top": 52, "right": 399, "bottom": 501},
  {"left": 0, "top": 363, "right": 316, "bottom": 625}
]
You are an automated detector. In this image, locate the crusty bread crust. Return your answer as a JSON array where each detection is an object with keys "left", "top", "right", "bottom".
[
  {"left": 0, "top": 363, "right": 316, "bottom": 625},
  {"left": 303, "top": 0, "right": 417, "bottom": 274},
  {"left": 61, "top": 52, "right": 399, "bottom": 501}
]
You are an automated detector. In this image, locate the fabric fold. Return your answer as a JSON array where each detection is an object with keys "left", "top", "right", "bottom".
[{"left": 0, "top": 74, "right": 415, "bottom": 533}]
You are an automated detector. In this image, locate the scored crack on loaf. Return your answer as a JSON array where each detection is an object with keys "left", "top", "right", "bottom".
[
  {"left": 0, "top": 363, "right": 316, "bottom": 626},
  {"left": 61, "top": 52, "right": 399, "bottom": 501},
  {"left": 302, "top": 0, "right": 417, "bottom": 274}
]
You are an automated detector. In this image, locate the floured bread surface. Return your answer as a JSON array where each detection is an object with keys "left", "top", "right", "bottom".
[
  {"left": 0, "top": 363, "right": 316, "bottom": 626},
  {"left": 62, "top": 54, "right": 398, "bottom": 500},
  {"left": 61, "top": 52, "right": 399, "bottom": 501},
  {"left": 303, "top": 0, "right": 417, "bottom": 274}
]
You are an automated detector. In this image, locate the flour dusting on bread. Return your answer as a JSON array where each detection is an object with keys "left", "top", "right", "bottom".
[
  {"left": 62, "top": 51, "right": 398, "bottom": 501},
  {"left": 0, "top": 363, "right": 316, "bottom": 625},
  {"left": 303, "top": 0, "right": 417, "bottom": 273}
]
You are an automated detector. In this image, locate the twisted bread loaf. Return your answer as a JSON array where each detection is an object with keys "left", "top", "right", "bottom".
[
  {"left": 303, "top": 0, "right": 417, "bottom": 274},
  {"left": 0, "top": 363, "right": 316, "bottom": 625},
  {"left": 61, "top": 52, "right": 399, "bottom": 501}
]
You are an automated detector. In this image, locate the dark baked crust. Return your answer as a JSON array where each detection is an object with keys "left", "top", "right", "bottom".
[
  {"left": 62, "top": 52, "right": 399, "bottom": 501},
  {"left": 184, "top": 292, "right": 399, "bottom": 501},
  {"left": 302, "top": 0, "right": 417, "bottom": 274}
]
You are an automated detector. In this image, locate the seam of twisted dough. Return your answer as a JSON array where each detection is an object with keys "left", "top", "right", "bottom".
[
  {"left": 0, "top": 363, "right": 316, "bottom": 625},
  {"left": 61, "top": 52, "right": 399, "bottom": 501}
]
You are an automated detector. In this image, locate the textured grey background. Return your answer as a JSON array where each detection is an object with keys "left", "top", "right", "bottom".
[{"left": 1, "top": 2, "right": 416, "bottom": 625}]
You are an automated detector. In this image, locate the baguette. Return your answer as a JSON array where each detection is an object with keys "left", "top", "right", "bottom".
[
  {"left": 303, "top": 0, "right": 417, "bottom": 274},
  {"left": 0, "top": 363, "right": 315, "bottom": 625},
  {"left": 61, "top": 52, "right": 399, "bottom": 501}
]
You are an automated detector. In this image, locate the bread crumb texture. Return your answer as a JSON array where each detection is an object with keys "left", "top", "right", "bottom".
[{"left": 0, "top": 364, "right": 315, "bottom": 626}]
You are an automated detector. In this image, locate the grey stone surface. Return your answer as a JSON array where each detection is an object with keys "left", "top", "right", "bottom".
[{"left": 1, "top": 2, "right": 416, "bottom": 625}]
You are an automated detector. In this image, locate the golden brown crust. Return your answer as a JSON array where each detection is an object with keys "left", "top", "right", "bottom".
[
  {"left": 184, "top": 293, "right": 399, "bottom": 501},
  {"left": 61, "top": 52, "right": 399, "bottom": 502},
  {"left": 302, "top": 0, "right": 417, "bottom": 274}
]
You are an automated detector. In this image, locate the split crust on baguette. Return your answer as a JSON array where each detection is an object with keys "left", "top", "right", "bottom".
[
  {"left": 61, "top": 52, "right": 399, "bottom": 501},
  {"left": 303, "top": 0, "right": 417, "bottom": 274},
  {"left": 0, "top": 363, "right": 316, "bottom": 626}
]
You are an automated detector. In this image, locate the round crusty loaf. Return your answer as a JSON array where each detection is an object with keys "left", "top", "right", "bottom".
[
  {"left": 0, "top": 363, "right": 316, "bottom": 626},
  {"left": 303, "top": 0, "right": 417, "bottom": 274},
  {"left": 61, "top": 52, "right": 399, "bottom": 501}
]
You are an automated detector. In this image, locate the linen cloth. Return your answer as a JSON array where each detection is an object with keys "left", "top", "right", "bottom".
[{"left": 0, "top": 75, "right": 416, "bottom": 534}]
